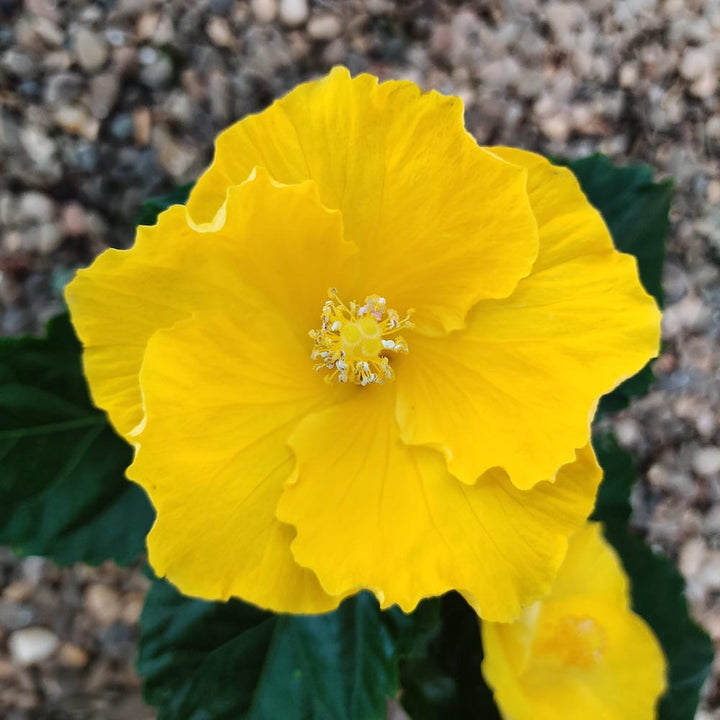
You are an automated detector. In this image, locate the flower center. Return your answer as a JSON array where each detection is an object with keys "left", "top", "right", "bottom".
[
  {"left": 310, "top": 289, "right": 414, "bottom": 386},
  {"left": 536, "top": 614, "right": 606, "bottom": 669}
]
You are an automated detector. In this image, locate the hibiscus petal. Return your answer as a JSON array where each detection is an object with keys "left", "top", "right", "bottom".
[
  {"left": 129, "top": 308, "right": 342, "bottom": 613},
  {"left": 65, "top": 169, "right": 352, "bottom": 437},
  {"left": 396, "top": 149, "right": 661, "bottom": 489},
  {"left": 482, "top": 523, "right": 667, "bottom": 720},
  {"left": 277, "top": 388, "right": 601, "bottom": 621},
  {"left": 545, "top": 520, "right": 627, "bottom": 604},
  {"left": 188, "top": 67, "right": 539, "bottom": 335},
  {"left": 484, "top": 606, "right": 666, "bottom": 720}
]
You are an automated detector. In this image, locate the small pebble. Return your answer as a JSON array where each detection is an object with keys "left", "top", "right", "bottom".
[
  {"left": 32, "top": 17, "right": 64, "bottom": 47},
  {"left": 680, "top": 46, "right": 713, "bottom": 81},
  {"left": 53, "top": 104, "right": 100, "bottom": 140},
  {"left": 89, "top": 72, "right": 121, "bottom": 119},
  {"left": 58, "top": 642, "right": 90, "bottom": 668},
  {"left": 136, "top": 11, "right": 160, "bottom": 40},
  {"left": 614, "top": 417, "right": 642, "bottom": 448},
  {"left": 707, "top": 180, "right": 720, "bottom": 204},
  {"left": 251, "top": 0, "right": 277, "bottom": 22},
  {"left": 209, "top": 69, "right": 231, "bottom": 122},
  {"left": 662, "top": 294, "right": 712, "bottom": 337},
  {"left": 206, "top": 16, "right": 235, "bottom": 48},
  {"left": 154, "top": 127, "right": 201, "bottom": 181},
  {"left": 692, "top": 447, "right": 720, "bottom": 477},
  {"left": 0, "top": 602, "right": 33, "bottom": 631},
  {"left": 690, "top": 70, "right": 717, "bottom": 99},
  {"left": 0, "top": 110, "right": 19, "bottom": 149},
  {"left": 279, "top": 0, "right": 308, "bottom": 27},
  {"left": 84, "top": 584, "right": 123, "bottom": 627},
  {"left": 44, "top": 71, "right": 84, "bottom": 105},
  {"left": 60, "top": 202, "right": 89, "bottom": 236},
  {"left": 133, "top": 106, "right": 152, "bottom": 145},
  {"left": 679, "top": 536, "right": 707, "bottom": 578},
  {"left": 696, "top": 553, "right": 720, "bottom": 589},
  {"left": 1, "top": 48, "right": 34, "bottom": 77},
  {"left": 20, "top": 223, "right": 64, "bottom": 254},
  {"left": 20, "top": 125, "right": 57, "bottom": 166},
  {"left": 120, "top": 593, "right": 145, "bottom": 626},
  {"left": 9, "top": 627, "right": 60, "bottom": 666},
  {"left": 307, "top": 13, "right": 342, "bottom": 41},
  {"left": 139, "top": 52, "right": 173, "bottom": 88},
  {"left": 25, "top": 0, "right": 61, "bottom": 22},
  {"left": 73, "top": 27, "right": 109, "bottom": 72},
  {"left": 0, "top": 660, "right": 15, "bottom": 681},
  {"left": 18, "top": 191, "right": 55, "bottom": 223},
  {"left": 539, "top": 114, "right": 570, "bottom": 141},
  {"left": 1, "top": 580, "right": 34, "bottom": 603}
]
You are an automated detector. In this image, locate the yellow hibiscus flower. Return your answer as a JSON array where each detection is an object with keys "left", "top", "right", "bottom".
[
  {"left": 481, "top": 522, "right": 667, "bottom": 719},
  {"left": 64, "top": 68, "right": 660, "bottom": 619}
]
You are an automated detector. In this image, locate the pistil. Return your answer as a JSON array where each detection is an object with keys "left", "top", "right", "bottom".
[{"left": 310, "top": 289, "right": 414, "bottom": 386}]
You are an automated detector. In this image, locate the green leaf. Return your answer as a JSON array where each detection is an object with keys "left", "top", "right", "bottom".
[
  {"left": 0, "top": 314, "right": 153, "bottom": 565},
  {"left": 400, "top": 593, "right": 501, "bottom": 720},
  {"left": 135, "top": 183, "right": 194, "bottom": 227},
  {"left": 138, "top": 579, "right": 405, "bottom": 720},
  {"left": 559, "top": 154, "right": 672, "bottom": 413},
  {"left": 604, "top": 522, "right": 714, "bottom": 720},
  {"left": 590, "top": 430, "right": 635, "bottom": 526}
]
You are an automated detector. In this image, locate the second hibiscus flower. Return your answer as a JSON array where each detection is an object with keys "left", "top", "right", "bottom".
[{"left": 65, "top": 68, "right": 660, "bottom": 620}]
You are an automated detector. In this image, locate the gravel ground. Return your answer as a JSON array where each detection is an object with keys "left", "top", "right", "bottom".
[{"left": 0, "top": 0, "right": 718, "bottom": 717}]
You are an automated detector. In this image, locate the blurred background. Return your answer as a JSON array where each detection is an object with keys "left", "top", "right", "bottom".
[{"left": 0, "top": 0, "right": 718, "bottom": 718}]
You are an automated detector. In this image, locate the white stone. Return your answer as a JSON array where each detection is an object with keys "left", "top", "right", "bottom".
[
  {"left": 20, "top": 126, "right": 56, "bottom": 166},
  {"left": 619, "top": 62, "right": 639, "bottom": 88},
  {"left": 60, "top": 202, "right": 89, "bottom": 236},
  {"left": 84, "top": 584, "right": 123, "bottom": 626},
  {"left": 53, "top": 104, "right": 100, "bottom": 140},
  {"left": 679, "top": 536, "right": 706, "bottom": 579},
  {"left": 545, "top": 2, "right": 588, "bottom": 41},
  {"left": 36, "top": 223, "right": 63, "bottom": 254},
  {"left": 692, "top": 447, "right": 720, "bottom": 477},
  {"left": 279, "top": 0, "right": 308, "bottom": 27},
  {"left": 690, "top": 70, "right": 718, "bottom": 99},
  {"left": 539, "top": 114, "right": 570, "bottom": 141},
  {"left": 307, "top": 13, "right": 342, "bottom": 41},
  {"left": 680, "top": 46, "right": 713, "bottom": 80},
  {"left": 9, "top": 627, "right": 60, "bottom": 666},
  {"left": 614, "top": 417, "right": 641, "bottom": 448},
  {"left": 696, "top": 408, "right": 717, "bottom": 439},
  {"left": 73, "top": 27, "right": 109, "bottom": 73},
  {"left": 18, "top": 191, "right": 55, "bottom": 223},
  {"left": 153, "top": 127, "right": 201, "bottom": 181},
  {"left": 206, "top": 16, "right": 234, "bottom": 48},
  {"left": 251, "top": 0, "right": 278, "bottom": 23},
  {"left": 662, "top": 294, "right": 711, "bottom": 337}
]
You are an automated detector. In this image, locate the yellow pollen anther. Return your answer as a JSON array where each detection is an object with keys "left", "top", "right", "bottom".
[{"left": 309, "top": 289, "right": 414, "bottom": 386}]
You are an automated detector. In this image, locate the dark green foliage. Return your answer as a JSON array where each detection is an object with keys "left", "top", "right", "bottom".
[
  {"left": 138, "top": 580, "right": 403, "bottom": 720},
  {"left": 0, "top": 314, "right": 153, "bottom": 565},
  {"left": 591, "top": 430, "right": 635, "bottom": 525},
  {"left": 400, "top": 593, "right": 501, "bottom": 720}
]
